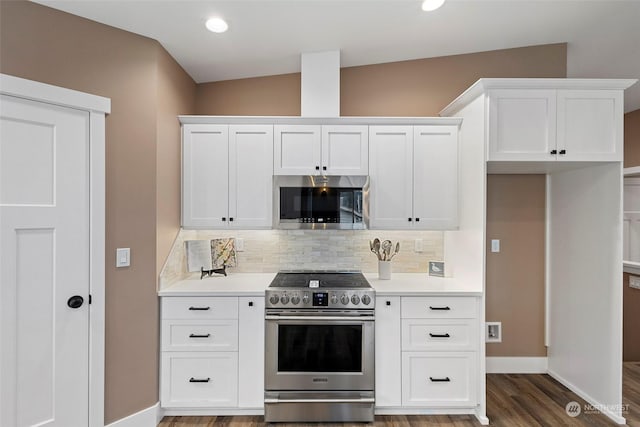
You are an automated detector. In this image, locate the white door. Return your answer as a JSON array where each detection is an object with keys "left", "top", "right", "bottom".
[
  {"left": 488, "top": 89, "right": 557, "bottom": 161},
  {"left": 413, "top": 126, "right": 458, "bottom": 229},
  {"left": 273, "top": 125, "right": 321, "bottom": 175},
  {"left": 182, "top": 124, "right": 229, "bottom": 228},
  {"left": 369, "top": 126, "right": 413, "bottom": 229},
  {"left": 229, "top": 125, "right": 273, "bottom": 228},
  {"left": 321, "top": 125, "right": 368, "bottom": 175},
  {"left": 556, "top": 90, "right": 623, "bottom": 162},
  {"left": 1, "top": 95, "right": 90, "bottom": 426}
]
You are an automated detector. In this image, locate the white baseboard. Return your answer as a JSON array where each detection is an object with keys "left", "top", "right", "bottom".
[
  {"left": 548, "top": 369, "right": 626, "bottom": 425},
  {"left": 486, "top": 357, "right": 548, "bottom": 373},
  {"left": 106, "top": 402, "right": 161, "bottom": 427}
]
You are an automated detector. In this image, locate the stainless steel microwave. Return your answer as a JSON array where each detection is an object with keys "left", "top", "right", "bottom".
[{"left": 274, "top": 176, "right": 369, "bottom": 230}]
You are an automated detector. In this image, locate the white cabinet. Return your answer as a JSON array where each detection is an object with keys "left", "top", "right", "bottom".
[
  {"left": 624, "top": 177, "right": 640, "bottom": 263},
  {"left": 274, "top": 125, "right": 368, "bottom": 175},
  {"left": 369, "top": 125, "right": 458, "bottom": 230},
  {"left": 375, "top": 297, "right": 402, "bottom": 407},
  {"left": 160, "top": 295, "right": 264, "bottom": 412},
  {"left": 238, "top": 297, "right": 265, "bottom": 408},
  {"left": 182, "top": 124, "right": 273, "bottom": 228},
  {"left": 488, "top": 89, "right": 623, "bottom": 162}
]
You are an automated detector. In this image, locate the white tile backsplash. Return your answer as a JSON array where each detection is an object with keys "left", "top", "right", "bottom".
[{"left": 159, "top": 229, "right": 443, "bottom": 289}]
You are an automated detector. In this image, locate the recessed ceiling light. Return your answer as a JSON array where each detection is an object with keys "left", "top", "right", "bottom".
[
  {"left": 206, "top": 17, "right": 228, "bottom": 33},
  {"left": 422, "top": 0, "right": 446, "bottom": 11}
]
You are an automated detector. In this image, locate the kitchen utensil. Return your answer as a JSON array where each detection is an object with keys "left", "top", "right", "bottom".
[
  {"left": 381, "top": 240, "right": 392, "bottom": 261},
  {"left": 373, "top": 238, "right": 381, "bottom": 260},
  {"left": 389, "top": 242, "right": 400, "bottom": 260}
]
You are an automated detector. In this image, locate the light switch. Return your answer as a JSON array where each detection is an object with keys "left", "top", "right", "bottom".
[
  {"left": 116, "top": 248, "right": 130, "bottom": 268},
  {"left": 491, "top": 239, "right": 500, "bottom": 253},
  {"left": 630, "top": 275, "right": 640, "bottom": 290}
]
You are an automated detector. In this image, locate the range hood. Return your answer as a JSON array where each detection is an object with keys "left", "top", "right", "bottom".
[{"left": 301, "top": 50, "right": 340, "bottom": 117}]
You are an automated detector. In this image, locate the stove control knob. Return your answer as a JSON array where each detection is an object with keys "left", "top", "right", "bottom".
[
  {"left": 302, "top": 293, "right": 310, "bottom": 304},
  {"left": 361, "top": 294, "right": 371, "bottom": 305},
  {"left": 291, "top": 295, "right": 300, "bottom": 305},
  {"left": 330, "top": 294, "right": 338, "bottom": 305},
  {"left": 280, "top": 294, "right": 290, "bottom": 305},
  {"left": 351, "top": 295, "right": 360, "bottom": 305},
  {"left": 340, "top": 294, "right": 349, "bottom": 305},
  {"left": 269, "top": 294, "right": 280, "bottom": 305}
]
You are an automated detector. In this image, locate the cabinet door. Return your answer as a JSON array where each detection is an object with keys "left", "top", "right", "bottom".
[
  {"left": 274, "top": 125, "right": 321, "bottom": 175},
  {"left": 161, "top": 352, "right": 238, "bottom": 408},
  {"left": 321, "top": 125, "right": 369, "bottom": 175},
  {"left": 488, "top": 89, "right": 557, "bottom": 161},
  {"left": 375, "top": 297, "right": 402, "bottom": 407},
  {"left": 557, "top": 90, "right": 623, "bottom": 161},
  {"left": 369, "top": 126, "right": 414, "bottom": 229},
  {"left": 413, "top": 126, "right": 458, "bottom": 229},
  {"left": 401, "top": 352, "right": 477, "bottom": 407},
  {"left": 229, "top": 125, "right": 274, "bottom": 228},
  {"left": 182, "top": 124, "right": 229, "bottom": 227},
  {"left": 238, "top": 297, "right": 265, "bottom": 408}
]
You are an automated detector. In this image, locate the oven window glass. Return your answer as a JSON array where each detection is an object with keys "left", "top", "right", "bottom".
[
  {"left": 280, "top": 187, "right": 362, "bottom": 224},
  {"left": 278, "top": 324, "right": 362, "bottom": 372}
]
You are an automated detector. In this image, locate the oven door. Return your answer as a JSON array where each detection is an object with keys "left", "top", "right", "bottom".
[{"left": 265, "top": 313, "right": 374, "bottom": 391}]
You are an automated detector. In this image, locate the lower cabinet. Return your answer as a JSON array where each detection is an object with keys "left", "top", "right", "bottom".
[
  {"left": 375, "top": 295, "right": 480, "bottom": 412},
  {"left": 160, "top": 295, "right": 264, "bottom": 413}
]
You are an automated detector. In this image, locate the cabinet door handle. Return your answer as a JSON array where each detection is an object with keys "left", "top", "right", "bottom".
[
  {"left": 386, "top": 301, "right": 391, "bottom": 306},
  {"left": 408, "top": 218, "right": 413, "bottom": 222},
  {"left": 222, "top": 217, "right": 227, "bottom": 221},
  {"left": 429, "top": 333, "right": 450, "bottom": 338},
  {"left": 559, "top": 149, "right": 566, "bottom": 155},
  {"left": 248, "top": 301, "right": 254, "bottom": 307},
  {"left": 315, "top": 166, "right": 320, "bottom": 170},
  {"left": 429, "top": 306, "right": 450, "bottom": 311},
  {"left": 415, "top": 218, "right": 420, "bottom": 222},
  {"left": 550, "top": 149, "right": 558, "bottom": 155},
  {"left": 229, "top": 217, "right": 234, "bottom": 222},
  {"left": 322, "top": 166, "right": 327, "bottom": 171},
  {"left": 189, "top": 377, "right": 211, "bottom": 383},
  {"left": 429, "top": 377, "right": 451, "bottom": 382},
  {"left": 188, "top": 306, "right": 211, "bottom": 311},
  {"left": 189, "top": 333, "right": 211, "bottom": 338}
]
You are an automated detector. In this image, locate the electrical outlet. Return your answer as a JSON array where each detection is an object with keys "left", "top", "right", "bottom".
[
  {"left": 414, "top": 239, "right": 423, "bottom": 252},
  {"left": 630, "top": 275, "right": 640, "bottom": 290},
  {"left": 491, "top": 239, "right": 500, "bottom": 253},
  {"left": 235, "top": 238, "right": 245, "bottom": 252},
  {"left": 486, "top": 322, "right": 502, "bottom": 343}
]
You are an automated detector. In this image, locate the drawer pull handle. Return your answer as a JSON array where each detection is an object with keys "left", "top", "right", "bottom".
[
  {"left": 429, "top": 333, "right": 450, "bottom": 338},
  {"left": 189, "top": 377, "right": 210, "bottom": 383},
  {"left": 429, "top": 377, "right": 451, "bottom": 382},
  {"left": 188, "top": 306, "right": 211, "bottom": 311},
  {"left": 429, "top": 306, "right": 450, "bottom": 311},
  {"left": 189, "top": 333, "right": 211, "bottom": 338}
]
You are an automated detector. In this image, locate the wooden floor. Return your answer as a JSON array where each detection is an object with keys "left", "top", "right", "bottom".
[{"left": 160, "top": 362, "right": 640, "bottom": 427}]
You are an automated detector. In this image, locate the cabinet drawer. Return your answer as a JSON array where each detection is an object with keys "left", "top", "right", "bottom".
[
  {"left": 162, "top": 297, "right": 238, "bottom": 320},
  {"left": 401, "top": 296, "right": 477, "bottom": 319},
  {"left": 401, "top": 319, "right": 476, "bottom": 351},
  {"left": 161, "top": 319, "right": 238, "bottom": 352},
  {"left": 161, "top": 352, "right": 238, "bottom": 408},
  {"left": 401, "top": 352, "right": 476, "bottom": 407}
]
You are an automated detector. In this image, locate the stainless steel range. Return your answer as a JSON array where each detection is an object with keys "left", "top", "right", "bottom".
[{"left": 264, "top": 271, "right": 375, "bottom": 423}]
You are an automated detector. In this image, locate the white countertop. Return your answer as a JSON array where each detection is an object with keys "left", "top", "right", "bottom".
[{"left": 159, "top": 272, "right": 482, "bottom": 297}]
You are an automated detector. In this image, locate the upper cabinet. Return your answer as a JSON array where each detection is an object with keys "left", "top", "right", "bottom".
[
  {"left": 487, "top": 86, "right": 625, "bottom": 162},
  {"left": 274, "top": 124, "right": 368, "bottom": 175},
  {"left": 182, "top": 124, "right": 273, "bottom": 229},
  {"left": 369, "top": 125, "right": 458, "bottom": 230}
]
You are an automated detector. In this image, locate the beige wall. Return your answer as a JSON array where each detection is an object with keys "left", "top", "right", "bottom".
[
  {"left": 485, "top": 175, "right": 547, "bottom": 357},
  {"left": 0, "top": 1, "right": 195, "bottom": 423},
  {"left": 625, "top": 109, "right": 640, "bottom": 168}
]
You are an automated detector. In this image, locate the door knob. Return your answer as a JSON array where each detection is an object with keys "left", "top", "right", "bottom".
[{"left": 67, "top": 295, "right": 84, "bottom": 309}]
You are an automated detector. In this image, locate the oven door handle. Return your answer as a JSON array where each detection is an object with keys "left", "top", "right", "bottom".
[
  {"left": 265, "top": 315, "right": 374, "bottom": 322},
  {"left": 264, "top": 397, "right": 375, "bottom": 404}
]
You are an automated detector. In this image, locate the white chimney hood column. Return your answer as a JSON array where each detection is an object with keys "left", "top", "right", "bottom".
[{"left": 301, "top": 50, "right": 340, "bottom": 117}]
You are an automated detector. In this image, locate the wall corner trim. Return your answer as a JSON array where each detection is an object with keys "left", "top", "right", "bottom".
[
  {"left": 486, "top": 357, "right": 548, "bottom": 374},
  {"left": 105, "top": 402, "right": 161, "bottom": 427}
]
